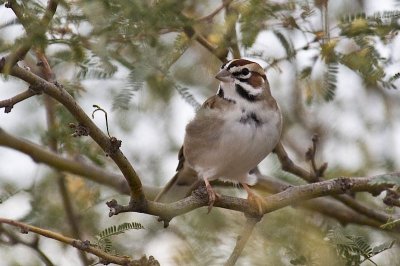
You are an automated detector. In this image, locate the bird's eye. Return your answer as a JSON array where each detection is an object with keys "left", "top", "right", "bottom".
[{"left": 241, "top": 68, "right": 249, "bottom": 75}]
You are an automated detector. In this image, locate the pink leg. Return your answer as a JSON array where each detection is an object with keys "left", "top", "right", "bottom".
[
  {"left": 242, "top": 183, "right": 265, "bottom": 215},
  {"left": 204, "top": 178, "right": 220, "bottom": 213}
]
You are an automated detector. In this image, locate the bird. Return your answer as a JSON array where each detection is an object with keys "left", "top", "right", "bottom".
[{"left": 155, "top": 59, "right": 282, "bottom": 214}]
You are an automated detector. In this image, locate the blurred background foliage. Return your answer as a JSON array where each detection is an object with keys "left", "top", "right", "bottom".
[{"left": 1, "top": 0, "right": 400, "bottom": 265}]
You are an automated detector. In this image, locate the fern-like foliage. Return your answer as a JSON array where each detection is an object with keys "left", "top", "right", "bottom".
[
  {"left": 327, "top": 227, "right": 395, "bottom": 266},
  {"left": 94, "top": 222, "right": 144, "bottom": 253},
  {"left": 175, "top": 85, "right": 201, "bottom": 110},
  {"left": 76, "top": 54, "right": 117, "bottom": 80},
  {"left": 273, "top": 31, "right": 295, "bottom": 59},
  {"left": 323, "top": 63, "right": 339, "bottom": 101}
]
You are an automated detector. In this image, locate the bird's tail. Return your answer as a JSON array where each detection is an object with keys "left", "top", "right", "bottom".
[{"left": 154, "top": 166, "right": 199, "bottom": 203}]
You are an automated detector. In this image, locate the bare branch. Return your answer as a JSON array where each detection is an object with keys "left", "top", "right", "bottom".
[
  {"left": 224, "top": 217, "right": 259, "bottom": 266},
  {"left": 0, "top": 227, "right": 55, "bottom": 266},
  {"left": 0, "top": 218, "right": 159, "bottom": 266},
  {"left": 108, "top": 173, "right": 399, "bottom": 226},
  {"left": 274, "top": 141, "right": 314, "bottom": 181},
  {"left": 334, "top": 194, "right": 391, "bottom": 223},
  {"left": 3, "top": 0, "right": 58, "bottom": 72},
  {"left": 254, "top": 173, "right": 381, "bottom": 227},
  {"left": 4, "top": 65, "right": 145, "bottom": 203},
  {"left": 0, "top": 88, "right": 40, "bottom": 113},
  {"left": 0, "top": 127, "right": 161, "bottom": 199}
]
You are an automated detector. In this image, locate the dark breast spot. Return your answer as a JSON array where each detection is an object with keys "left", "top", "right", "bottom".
[{"left": 239, "top": 112, "right": 262, "bottom": 126}]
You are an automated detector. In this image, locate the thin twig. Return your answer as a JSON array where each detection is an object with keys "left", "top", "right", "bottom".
[
  {"left": 0, "top": 89, "right": 40, "bottom": 113},
  {"left": 4, "top": 0, "right": 59, "bottom": 72},
  {"left": 0, "top": 227, "right": 55, "bottom": 266},
  {"left": 224, "top": 217, "right": 259, "bottom": 266},
  {"left": 0, "top": 218, "right": 159, "bottom": 266},
  {"left": 334, "top": 194, "right": 391, "bottom": 223},
  {"left": 195, "top": 0, "right": 234, "bottom": 22}
]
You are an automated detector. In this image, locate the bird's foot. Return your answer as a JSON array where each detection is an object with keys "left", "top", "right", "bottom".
[
  {"left": 205, "top": 179, "right": 220, "bottom": 213},
  {"left": 242, "top": 183, "right": 265, "bottom": 215}
]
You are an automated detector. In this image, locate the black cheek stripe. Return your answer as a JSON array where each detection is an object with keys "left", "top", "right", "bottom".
[{"left": 235, "top": 84, "right": 257, "bottom": 102}]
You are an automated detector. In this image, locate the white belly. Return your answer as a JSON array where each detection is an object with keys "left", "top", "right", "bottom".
[{"left": 191, "top": 107, "right": 282, "bottom": 183}]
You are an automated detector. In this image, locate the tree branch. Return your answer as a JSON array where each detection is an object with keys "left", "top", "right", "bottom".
[
  {"left": 3, "top": 64, "right": 145, "bottom": 203},
  {"left": 0, "top": 218, "right": 159, "bottom": 266},
  {"left": 3, "top": 0, "right": 59, "bottom": 72},
  {"left": 254, "top": 173, "right": 381, "bottom": 227},
  {"left": 36, "top": 50, "right": 91, "bottom": 265},
  {"left": 107, "top": 173, "right": 398, "bottom": 227},
  {"left": 224, "top": 217, "right": 259, "bottom": 266},
  {"left": 0, "top": 127, "right": 160, "bottom": 199},
  {"left": 0, "top": 88, "right": 40, "bottom": 113}
]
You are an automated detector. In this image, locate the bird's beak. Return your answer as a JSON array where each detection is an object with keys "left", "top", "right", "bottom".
[{"left": 215, "top": 69, "right": 232, "bottom": 82}]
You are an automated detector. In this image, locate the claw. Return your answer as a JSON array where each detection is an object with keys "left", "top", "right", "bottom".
[
  {"left": 242, "top": 183, "right": 265, "bottom": 215},
  {"left": 205, "top": 178, "right": 220, "bottom": 213}
]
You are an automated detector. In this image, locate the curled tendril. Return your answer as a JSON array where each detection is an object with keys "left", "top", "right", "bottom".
[{"left": 92, "top": 105, "right": 111, "bottom": 137}]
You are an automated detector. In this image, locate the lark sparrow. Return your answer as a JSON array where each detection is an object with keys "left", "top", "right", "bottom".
[{"left": 155, "top": 59, "right": 282, "bottom": 213}]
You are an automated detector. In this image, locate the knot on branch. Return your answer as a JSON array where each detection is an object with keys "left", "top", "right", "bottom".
[
  {"left": 69, "top": 123, "right": 90, "bottom": 137},
  {"left": 305, "top": 134, "right": 328, "bottom": 181},
  {"left": 19, "top": 226, "right": 29, "bottom": 234},
  {"left": 0, "top": 57, "right": 5, "bottom": 71},
  {"left": 72, "top": 240, "right": 91, "bottom": 250},
  {"left": 336, "top": 177, "right": 353, "bottom": 193},
  {"left": 127, "top": 255, "right": 160, "bottom": 266},
  {"left": 28, "top": 84, "right": 43, "bottom": 94},
  {"left": 106, "top": 199, "right": 120, "bottom": 217},
  {"left": 106, "top": 136, "right": 122, "bottom": 156},
  {"left": 383, "top": 189, "right": 400, "bottom": 207},
  {"left": 53, "top": 81, "right": 63, "bottom": 89},
  {"left": 106, "top": 199, "right": 133, "bottom": 217},
  {"left": 192, "top": 184, "right": 209, "bottom": 202},
  {"left": 4, "top": 105, "right": 13, "bottom": 113}
]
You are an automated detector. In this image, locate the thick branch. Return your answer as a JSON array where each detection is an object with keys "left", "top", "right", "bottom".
[
  {"left": 0, "top": 218, "right": 159, "bottom": 266},
  {"left": 5, "top": 65, "right": 145, "bottom": 202},
  {"left": 254, "top": 174, "right": 381, "bottom": 227},
  {"left": 273, "top": 141, "right": 392, "bottom": 224},
  {"left": 108, "top": 173, "right": 398, "bottom": 225}
]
